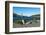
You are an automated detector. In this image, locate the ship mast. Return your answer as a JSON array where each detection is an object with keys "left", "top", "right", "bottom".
[{"left": 21, "top": 13, "right": 25, "bottom": 24}]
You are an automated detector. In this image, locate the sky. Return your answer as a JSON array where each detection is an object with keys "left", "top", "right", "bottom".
[{"left": 13, "top": 7, "right": 40, "bottom": 17}]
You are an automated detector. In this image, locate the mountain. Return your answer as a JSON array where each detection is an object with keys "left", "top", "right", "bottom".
[{"left": 13, "top": 13, "right": 40, "bottom": 22}]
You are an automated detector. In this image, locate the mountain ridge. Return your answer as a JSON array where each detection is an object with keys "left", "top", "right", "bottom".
[{"left": 13, "top": 13, "right": 40, "bottom": 22}]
